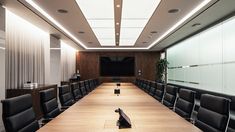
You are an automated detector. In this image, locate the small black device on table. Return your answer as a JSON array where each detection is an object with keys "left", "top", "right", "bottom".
[
  {"left": 115, "top": 108, "right": 132, "bottom": 129},
  {"left": 114, "top": 83, "right": 121, "bottom": 96}
]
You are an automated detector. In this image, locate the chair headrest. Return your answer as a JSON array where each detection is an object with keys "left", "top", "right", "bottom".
[
  {"left": 179, "top": 89, "right": 195, "bottom": 102},
  {"left": 200, "top": 94, "right": 230, "bottom": 114},
  {"left": 40, "top": 88, "right": 55, "bottom": 102},
  {"left": 59, "top": 85, "right": 70, "bottom": 94},
  {"left": 1, "top": 94, "right": 33, "bottom": 117}
]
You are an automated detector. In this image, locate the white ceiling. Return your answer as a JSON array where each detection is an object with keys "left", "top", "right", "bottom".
[{"left": 1, "top": 0, "right": 235, "bottom": 51}]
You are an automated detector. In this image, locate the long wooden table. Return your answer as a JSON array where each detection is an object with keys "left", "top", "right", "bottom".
[{"left": 38, "top": 83, "right": 201, "bottom": 132}]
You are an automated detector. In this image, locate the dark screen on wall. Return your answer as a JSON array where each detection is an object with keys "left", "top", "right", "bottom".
[{"left": 100, "top": 56, "right": 135, "bottom": 76}]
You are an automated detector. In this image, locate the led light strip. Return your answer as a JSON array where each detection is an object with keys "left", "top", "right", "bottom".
[
  {"left": 25, "top": 0, "right": 211, "bottom": 50},
  {"left": 148, "top": 0, "right": 212, "bottom": 49}
]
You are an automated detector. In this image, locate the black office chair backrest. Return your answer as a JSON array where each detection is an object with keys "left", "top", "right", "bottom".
[
  {"left": 40, "top": 88, "right": 60, "bottom": 119},
  {"left": 89, "top": 79, "right": 94, "bottom": 90},
  {"left": 143, "top": 80, "right": 147, "bottom": 91},
  {"left": 154, "top": 83, "right": 165, "bottom": 102},
  {"left": 145, "top": 81, "right": 151, "bottom": 92},
  {"left": 136, "top": 79, "right": 140, "bottom": 87},
  {"left": 139, "top": 79, "right": 143, "bottom": 89},
  {"left": 79, "top": 81, "right": 87, "bottom": 96},
  {"left": 149, "top": 82, "right": 156, "bottom": 96},
  {"left": 1, "top": 94, "right": 39, "bottom": 132},
  {"left": 85, "top": 80, "right": 91, "bottom": 93},
  {"left": 95, "top": 79, "right": 99, "bottom": 86},
  {"left": 163, "top": 85, "right": 178, "bottom": 108},
  {"left": 59, "top": 85, "right": 75, "bottom": 107},
  {"left": 195, "top": 94, "right": 230, "bottom": 132},
  {"left": 71, "top": 82, "right": 83, "bottom": 100},
  {"left": 175, "top": 89, "right": 195, "bottom": 119},
  {"left": 93, "top": 79, "right": 97, "bottom": 87},
  {"left": 135, "top": 78, "right": 138, "bottom": 86}
]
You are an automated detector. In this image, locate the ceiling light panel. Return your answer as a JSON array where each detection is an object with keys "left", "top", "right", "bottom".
[
  {"left": 75, "top": 0, "right": 115, "bottom": 46},
  {"left": 98, "top": 39, "right": 115, "bottom": 46},
  {"left": 120, "top": 0, "right": 161, "bottom": 46},
  {"left": 120, "top": 39, "right": 137, "bottom": 46},
  {"left": 88, "top": 20, "right": 114, "bottom": 28},
  {"left": 93, "top": 28, "right": 115, "bottom": 39},
  {"left": 121, "top": 19, "right": 148, "bottom": 27}
]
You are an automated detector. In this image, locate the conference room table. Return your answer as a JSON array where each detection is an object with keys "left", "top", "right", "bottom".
[{"left": 38, "top": 83, "right": 201, "bottom": 132}]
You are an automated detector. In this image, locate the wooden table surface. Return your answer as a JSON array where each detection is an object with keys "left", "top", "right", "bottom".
[{"left": 38, "top": 83, "right": 201, "bottom": 132}]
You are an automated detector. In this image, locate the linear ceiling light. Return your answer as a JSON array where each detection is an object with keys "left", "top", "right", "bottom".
[
  {"left": 119, "top": 0, "right": 161, "bottom": 46},
  {"left": 25, "top": 0, "right": 88, "bottom": 49},
  {"left": 148, "top": 0, "right": 212, "bottom": 49},
  {"left": 25, "top": 0, "right": 211, "bottom": 50},
  {"left": 75, "top": 0, "right": 115, "bottom": 46}
]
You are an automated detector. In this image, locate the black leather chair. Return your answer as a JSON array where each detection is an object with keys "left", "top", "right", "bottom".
[
  {"left": 89, "top": 79, "right": 94, "bottom": 90},
  {"left": 93, "top": 79, "right": 97, "bottom": 88},
  {"left": 94, "top": 79, "right": 99, "bottom": 86},
  {"left": 135, "top": 78, "right": 138, "bottom": 86},
  {"left": 142, "top": 80, "right": 146, "bottom": 90},
  {"left": 142, "top": 80, "right": 147, "bottom": 91},
  {"left": 71, "top": 82, "right": 83, "bottom": 100},
  {"left": 163, "top": 85, "right": 178, "bottom": 109},
  {"left": 153, "top": 83, "right": 165, "bottom": 102},
  {"left": 40, "top": 88, "right": 61, "bottom": 120},
  {"left": 195, "top": 94, "right": 230, "bottom": 132},
  {"left": 85, "top": 80, "right": 91, "bottom": 93},
  {"left": 79, "top": 81, "right": 87, "bottom": 96},
  {"left": 139, "top": 80, "right": 144, "bottom": 90},
  {"left": 145, "top": 81, "right": 151, "bottom": 93},
  {"left": 59, "top": 85, "right": 75, "bottom": 107},
  {"left": 175, "top": 89, "right": 195, "bottom": 120},
  {"left": 1, "top": 94, "right": 39, "bottom": 132},
  {"left": 149, "top": 82, "right": 156, "bottom": 96},
  {"left": 137, "top": 79, "right": 141, "bottom": 87}
]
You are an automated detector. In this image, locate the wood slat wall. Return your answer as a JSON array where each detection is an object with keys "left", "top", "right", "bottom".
[{"left": 76, "top": 52, "right": 160, "bottom": 82}]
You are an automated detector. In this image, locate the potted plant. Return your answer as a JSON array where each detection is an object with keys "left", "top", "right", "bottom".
[{"left": 156, "top": 58, "right": 169, "bottom": 83}]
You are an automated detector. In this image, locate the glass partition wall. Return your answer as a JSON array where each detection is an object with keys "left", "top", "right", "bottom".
[{"left": 167, "top": 15, "right": 235, "bottom": 96}]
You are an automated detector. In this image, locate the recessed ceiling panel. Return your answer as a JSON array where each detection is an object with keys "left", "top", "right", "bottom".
[
  {"left": 75, "top": 0, "right": 115, "bottom": 46},
  {"left": 121, "top": 19, "right": 148, "bottom": 28},
  {"left": 75, "top": 0, "right": 113, "bottom": 19},
  {"left": 93, "top": 28, "right": 115, "bottom": 39},
  {"left": 88, "top": 20, "right": 114, "bottom": 28},
  {"left": 120, "top": 39, "right": 137, "bottom": 46},
  {"left": 120, "top": 28, "right": 143, "bottom": 46},
  {"left": 122, "top": 0, "right": 161, "bottom": 19},
  {"left": 98, "top": 39, "right": 115, "bottom": 46},
  {"left": 120, "top": 0, "right": 161, "bottom": 46}
]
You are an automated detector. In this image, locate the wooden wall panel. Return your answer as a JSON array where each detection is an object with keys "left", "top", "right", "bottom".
[{"left": 76, "top": 51, "right": 160, "bottom": 82}]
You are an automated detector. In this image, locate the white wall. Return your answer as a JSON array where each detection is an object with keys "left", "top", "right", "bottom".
[
  {"left": 50, "top": 35, "right": 61, "bottom": 86},
  {"left": 61, "top": 42, "right": 76, "bottom": 81},
  {"left": 0, "top": 6, "right": 5, "bottom": 132},
  {"left": 167, "top": 15, "right": 235, "bottom": 96}
]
